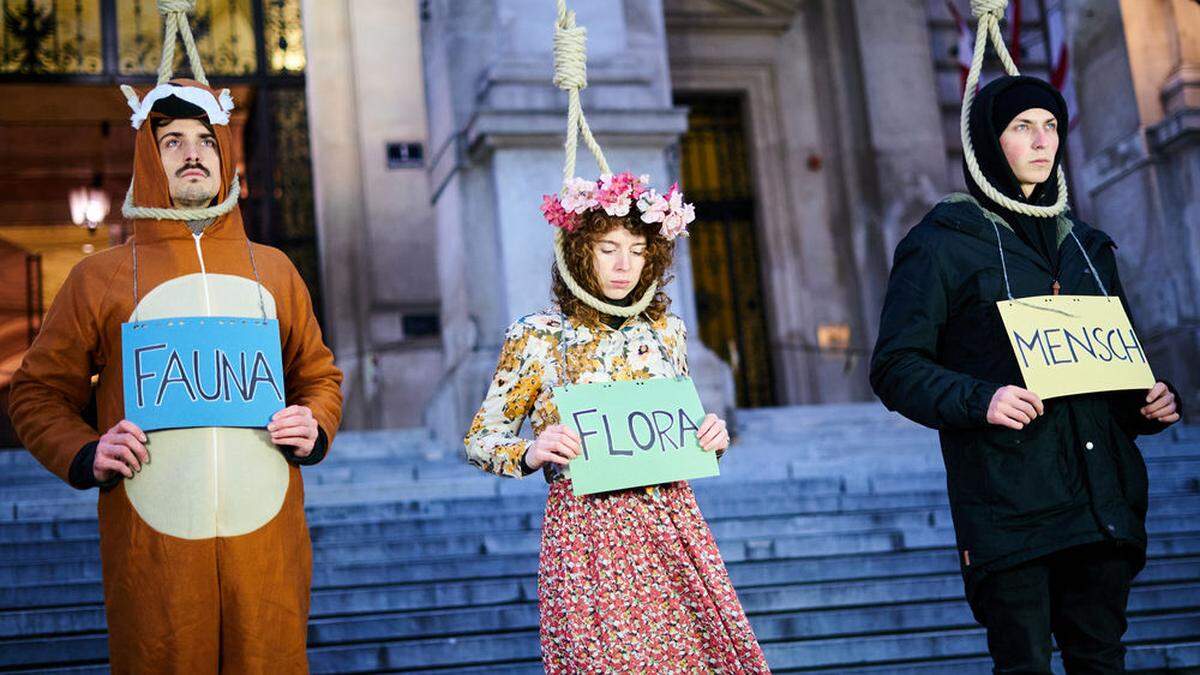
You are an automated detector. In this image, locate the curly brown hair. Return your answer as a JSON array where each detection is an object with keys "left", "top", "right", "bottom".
[{"left": 551, "top": 210, "right": 675, "bottom": 326}]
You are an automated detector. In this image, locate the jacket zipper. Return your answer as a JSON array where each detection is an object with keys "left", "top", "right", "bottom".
[
  {"left": 192, "top": 232, "right": 213, "bottom": 315},
  {"left": 192, "top": 231, "right": 221, "bottom": 532}
]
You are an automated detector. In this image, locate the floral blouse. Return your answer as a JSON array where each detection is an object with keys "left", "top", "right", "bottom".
[{"left": 464, "top": 308, "right": 689, "bottom": 479}]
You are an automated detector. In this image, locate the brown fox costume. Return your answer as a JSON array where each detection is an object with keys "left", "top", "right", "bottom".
[{"left": 8, "top": 77, "right": 343, "bottom": 673}]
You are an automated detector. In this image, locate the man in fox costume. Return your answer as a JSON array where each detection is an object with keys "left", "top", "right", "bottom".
[{"left": 8, "top": 51, "right": 343, "bottom": 675}]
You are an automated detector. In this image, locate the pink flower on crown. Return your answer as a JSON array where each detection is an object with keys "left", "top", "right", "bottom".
[
  {"left": 666, "top": 189, "right": 696, "bottom": 239},
  {"left": 637, "top": 182, "right": 694, "bottom": 240},
  {"left": 638, "top": 189, "right": 669, "bottom": 224},
  {"left": 543, "top": 172, "right": 694, "bottom": 240},
  {"left": 560, "top": 177, "right": 599, "bottom": 214},
  {"left": 660, "top": 210, "right": 687, "bottom": 239},
  {"left": 596, "top": 171, "right": 649, "bottom": 217},
  {"left": 541, "top": 194, "right": 579, "bottom": 231}
]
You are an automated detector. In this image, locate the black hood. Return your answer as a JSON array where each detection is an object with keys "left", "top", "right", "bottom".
[{"left": 963, "top": 76, "right": 1069, "bottom": 267}]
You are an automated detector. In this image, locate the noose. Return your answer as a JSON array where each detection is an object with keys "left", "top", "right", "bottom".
[
  {"left": 961, "top": 0, "right": 1068, "bottom": 218},
  {"left": 552, "top": 0, "right": 657, "bottom": 318},
  {"left": 120, "top": 0, "right": 242, "bottom": 222},
  {"left": 156, "top": 0, "right": 208, "bottom": 86}
]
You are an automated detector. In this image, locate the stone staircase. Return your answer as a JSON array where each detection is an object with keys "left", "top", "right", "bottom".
[{"left": 1, "top": 404, "right": 1198, "bottom": 672}]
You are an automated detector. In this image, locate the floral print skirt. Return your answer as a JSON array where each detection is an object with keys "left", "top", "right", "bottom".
[{"left": 538, "top": 479, "right": 770, "bottom": 673}]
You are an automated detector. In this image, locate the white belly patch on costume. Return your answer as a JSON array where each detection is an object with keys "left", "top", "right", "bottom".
[{"left": 123, "top": 273, "right": 289, "bottom": 540}]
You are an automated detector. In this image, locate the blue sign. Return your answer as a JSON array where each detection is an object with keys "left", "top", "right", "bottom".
[{"left": 121, "top": 317, "right": 286, "bottom": 431}]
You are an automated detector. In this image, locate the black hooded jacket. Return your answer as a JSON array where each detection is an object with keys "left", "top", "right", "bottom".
[{"left": 870, "top": 76, "right": 1177, "bottom": 599}]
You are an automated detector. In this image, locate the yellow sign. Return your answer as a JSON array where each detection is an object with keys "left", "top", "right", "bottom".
[{"left": 996, "top": 295, "right": 1155, "bottom": 400}]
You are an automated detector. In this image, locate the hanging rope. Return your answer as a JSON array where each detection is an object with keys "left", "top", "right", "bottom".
[
  {"left": 552, "top": 0, "right": 656, "bottom": 317},
  {"left": 961, "top": 0, "right": 1068, "bottom": 218},
  {"left": 121, "top": 0, "right": 240, "bottom": 222},
  {"left": 156, "top": 0, "right": 207, "bottom": 85}
]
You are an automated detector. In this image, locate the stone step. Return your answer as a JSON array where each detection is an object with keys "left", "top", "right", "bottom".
[
  {"left": 4, "top": 444, "right": 1197, "bottom": 521},
  {"left": 4, "top": 434, "right": 1198, "bottom": 518},
  {"left": 732, "top": 403, "right": 924, "bottom": 432},
  {"left": 3, "top": 427, "right": 1197, "bottom": 490},
  {"left": 1, "top": 481, "right": 913, "bottom": 549},
  {"left": 869, "top": 456, "right": 1200, "bottom": 495},
  {"left": 299, "top": 581, "right": 1200, "bottom": 646},
  {"left": 298, "top": 609, "right": 1200, "bottom": 673},
  {"left": 732, "top": 405, "right": 1198, "bottom": 441},
  {"left": 760, "top": 611, "right": 1200, "bottom": 671},
  {"left": 6, "top": 555, "right": 1196, "bottom": 641},
  {"left": 9, "top": 502, "right": 1200, "bottom": 586},
  {"left": 0, "top": 427, "right": 438, "bottom": 468},
  {"left": 1, "top": 414, "right": 1197, "bottom": 673},
  {"left": 7, "top": 479, "right": 1199, "bottom": 554},
  {"left": 5, "top": 603, "right": 1199, "bottom": 672},
  {"left": 0, "top": 486, "right": 964, "bottom": 546},
  {"left": 0, "top": 545, "right": 966, "bottom": 599},
  {"left": 3, "top": 473, "right": 1198, "bottom": 552},
  {"left": 7, "top": 501, "right": 1200, "bottom": 568},
  {"left": 0, "top": 473, "right": 855, "bottom": 523},
  {"left": 819, "top": 639, "right": 1200, "bottom": 674},
  {"left": 750, "top": 582, "right": 1200, "bottom": 643}
]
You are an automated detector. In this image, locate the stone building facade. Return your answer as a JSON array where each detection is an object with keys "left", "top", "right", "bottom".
[{"left": 300, "top": 0, "right": 1200, "bottom": 439}]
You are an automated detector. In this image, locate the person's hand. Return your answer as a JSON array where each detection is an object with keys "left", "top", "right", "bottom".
[
  {"left": 269, "top": 405, "right": 319, "bottom": 456},
  {"left": 987, "top": 385, "right": 1044, "bottom": 430},
  {"left": 1140, "top": 382, "right": 1180, "bottom": 425},
  {"left": 696, "top": 413, "right": 730, "bottom": 453},
  {"left": 525, "top": 425, "right": 582, "bottom": 470},
  {"left": 94, "top": 420, "right": 149, "bottom": 482}
]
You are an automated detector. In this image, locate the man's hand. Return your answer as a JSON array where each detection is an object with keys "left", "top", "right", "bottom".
[
  {"left": 269, "top": 405, "right": 319, "bottom": 456},
  {"left": 95, "top": 420, "right": 149, "bottom": 482},
  {"left": 1140, "top": 382, "right": 1180, "bottom": 425},
  {"left": 987, "top": 385, "right": 1044, "bottom": 430}
]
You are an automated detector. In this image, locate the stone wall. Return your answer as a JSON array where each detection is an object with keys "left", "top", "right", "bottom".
[{"left": 302, "top": 0, "right": 442, "bottom": 428}]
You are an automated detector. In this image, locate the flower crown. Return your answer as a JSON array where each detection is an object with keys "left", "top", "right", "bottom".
[{"left": 540, "top": 171, "right": 696, "bottom": 241}]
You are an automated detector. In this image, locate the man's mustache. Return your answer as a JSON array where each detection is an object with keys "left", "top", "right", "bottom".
[{"left": 176, "top": 163, "right": 211, "bottom": 177}]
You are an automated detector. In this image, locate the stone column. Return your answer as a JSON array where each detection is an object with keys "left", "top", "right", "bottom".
[
  {"left": 847, "top": 0, "right": 948, "bottom": 343},
  {"left": 303, "top": 0, "right": 443, "bottom": 429},
  {"left": 1071, "top": 0, "right": 1200, "bottom": 416},
  {"left": 302, "top": 0, "right": 372, "bottom": 428},
  {"left": 421, "top": 0, "right": 734, "bottom": 447}
]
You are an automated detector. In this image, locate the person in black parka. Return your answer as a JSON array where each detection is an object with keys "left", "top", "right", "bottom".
[{"left": 870, "top": 75, "right": 1182, "bottom": 673}]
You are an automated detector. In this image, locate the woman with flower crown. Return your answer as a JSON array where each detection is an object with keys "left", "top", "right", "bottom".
[{"left": 464, "top": 172, "right": 769, "bottom": 672}]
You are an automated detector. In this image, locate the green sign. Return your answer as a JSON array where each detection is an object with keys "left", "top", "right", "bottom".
[{"left": 552, "top": 377, "right": 720, "bottom": 496}]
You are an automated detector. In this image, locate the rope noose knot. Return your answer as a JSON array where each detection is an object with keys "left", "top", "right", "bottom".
[
  {"left": 157, "top": 0, "right": 196, "bottom": 15},
  {"left": 552, "top": 12, "right": 588, "bottom": 92},
  {"left": 970, "top": 0, "right": 1008, "bottom": 20}
]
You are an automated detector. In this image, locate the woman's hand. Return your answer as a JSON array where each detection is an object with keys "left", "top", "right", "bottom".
[
  {"left": 524, "top": 424, "right": 582, "bottom": 470},
  {"left": 696, "top": 413, "right": 730, "bottom": 453}
]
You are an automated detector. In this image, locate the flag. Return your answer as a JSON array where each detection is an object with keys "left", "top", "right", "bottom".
[
  {"left": 1008, "top": 0, "right": 1023, "bottom": 68},
  {"left": 946, "top": 0, "right": 973, "bottom": 95},
  {"left": 1044, "top": 2, "right": 1078, "bottom": 130}
]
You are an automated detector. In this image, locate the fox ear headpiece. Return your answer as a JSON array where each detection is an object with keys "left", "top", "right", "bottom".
[{"left": 121, "top": 82, "right": 234, "bottom": 131}]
